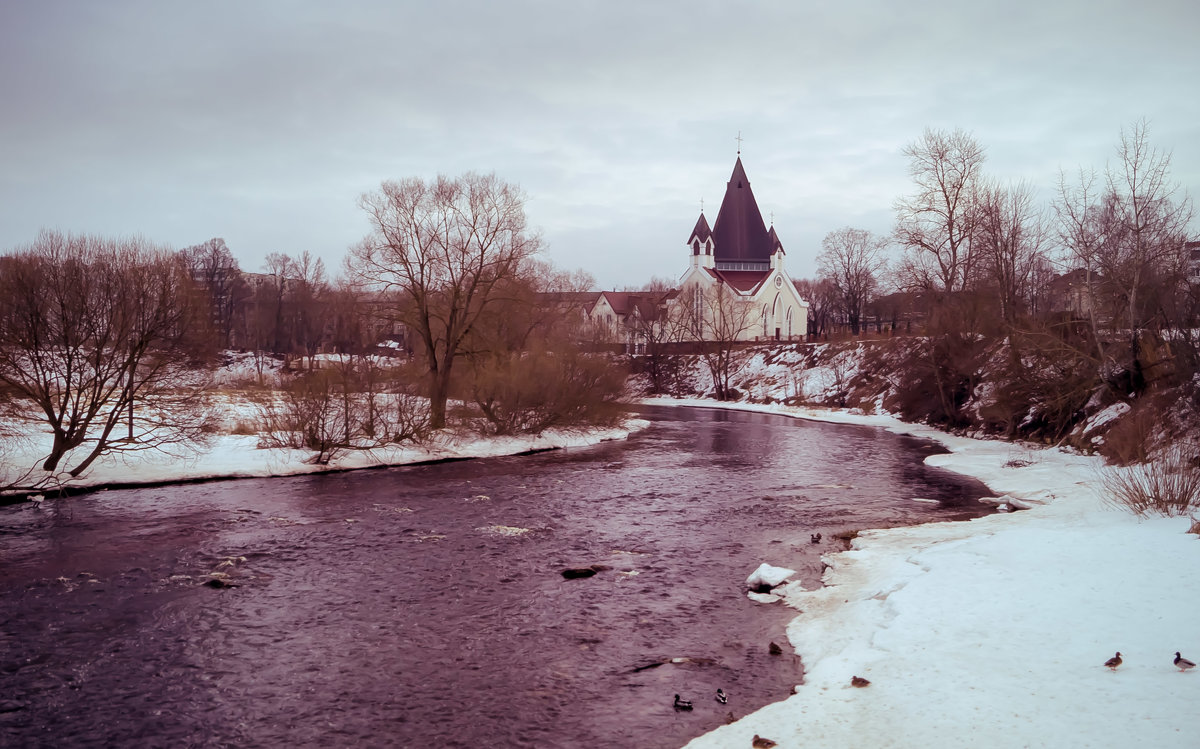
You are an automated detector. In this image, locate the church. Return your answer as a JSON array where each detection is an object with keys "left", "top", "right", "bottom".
[{"left": 676, "top": 155, "right": 809, "bottom": 341}]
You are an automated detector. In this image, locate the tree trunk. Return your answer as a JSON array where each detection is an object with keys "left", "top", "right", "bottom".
[
  {"left": 41, "top": 430, "right": 84, "bottom": 472},
  {"left": 428, "top": 365, "right": 452, "bottom": 430}
]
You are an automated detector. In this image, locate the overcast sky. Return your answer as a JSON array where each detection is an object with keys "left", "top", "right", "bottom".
[{"left": 2, "top": 1, "right": 1197, "bottom": 289}]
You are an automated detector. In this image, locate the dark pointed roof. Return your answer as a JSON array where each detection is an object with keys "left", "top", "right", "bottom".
[
  {"left": 688, "top": 212, "right": 713, "bottom": 244},
  {"left": 711, "top": 157, "right": 773, "bottom": 262},
  {"left": 767, "top": 225, "right": 784, "bottom": 254}
]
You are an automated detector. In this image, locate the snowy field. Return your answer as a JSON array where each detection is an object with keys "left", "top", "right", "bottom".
[
  {"left": 638, "top": 397, "right": 1200, "bottom": 749},
  {"left": 1, "top": 352, "right": 647, "bottom": 494},
  {"left": 1, "top": 410, "right": 649, "bottom": 495}
]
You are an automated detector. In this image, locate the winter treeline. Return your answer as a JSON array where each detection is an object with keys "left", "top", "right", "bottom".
[{"left": 0, "top": 174, "right": 624, "bottom": 486}]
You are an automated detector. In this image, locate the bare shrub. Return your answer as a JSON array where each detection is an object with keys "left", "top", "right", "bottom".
[
  {"left": 1102, "top": 441, "right": 1200, "bottom": 516},
  {"left": 976, "top": 326, "right": 1098, "bottom": 442},
  {"left": 255, "top": 359, "right": 430, "bottom": 464},
  {"left": 255, "top": 372, "right": 346, "bottom": 464},
  {"left": 383, "top": 392, "right": 431, "bottom": 444},
  {"left": 884, "top": 321, "right": 988, "bottom": 430},
  {"left": 228, "top": 418, "right": 259, "bottom": 436},
  {"left": 469, "top": 348, "right": 626, "bottom": 435}
]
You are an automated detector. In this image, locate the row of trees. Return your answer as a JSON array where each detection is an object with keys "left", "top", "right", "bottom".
[
  {"left": 811, "top": 121, "right": 1195, "bottom": 341},
  {"left": 801, "top": 121, "right": 1196, "bottom": 444},
  {"left": 0, "top": 174, "right": 625, "bottom": 484}
]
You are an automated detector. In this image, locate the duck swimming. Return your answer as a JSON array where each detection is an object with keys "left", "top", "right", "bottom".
[
  {"left": 715, "top": 688, "right": 728, "bottom": 704},
  {"left": 673, "top": 694, "right": 693, "bottom": 711}
]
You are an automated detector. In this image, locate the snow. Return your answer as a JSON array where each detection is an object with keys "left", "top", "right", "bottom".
[
  {"left": 637, "top": 397, "right": 1200, "bottom": 749},
  {"left": 1, "top": 408, "right": 650, "bottom": 494},
  {"left": 746, "top": 562, "right": 797, "bottom": 591}
]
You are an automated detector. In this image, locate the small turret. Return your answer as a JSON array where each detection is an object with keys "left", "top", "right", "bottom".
[
  {"left": 767, "top": 225, "right": 786, "bottom": 270},
  {"left": 688, "top": 212, "right": 715, "bottom": 270}
]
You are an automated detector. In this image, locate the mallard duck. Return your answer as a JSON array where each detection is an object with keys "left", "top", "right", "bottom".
[
  {"left": 715, "top": 688, "right": 728, "bottom": 704},
  {"left": 1174, "top": 652, "right": 1196, "bottom": 671},
  {"left": 752, "top": 736, "right": 777, "bottom": 748},
  {"left": 810, "top": 533, "right": 822, "bottom": 544},
  {"left": 851, "top": 675, "right": 871, "bottom": 687},
  {"left": 673, "top": 694, "right": 693, "bottom": 711},
  {"left": 1104, "top": 651, "right": 1122, "bottom": 670}
]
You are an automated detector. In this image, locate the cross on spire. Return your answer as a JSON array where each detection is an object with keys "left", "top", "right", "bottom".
[
  {"left": 735, "top": 130, "right": 743, "bottom": 155},
  {"left": 700, "top": 197, "right": 705, "bottom": 213}
]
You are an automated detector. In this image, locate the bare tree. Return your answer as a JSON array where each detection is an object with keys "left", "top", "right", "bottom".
[
  {"left": 678, "top": 283, "right": 758, "bottom": 400},
  {"left": 817, "top": 227, "right": 890, "bottom": 335},
  {"left": 974, "top": 179, "right": 1051, "bottom": 323},
  {"left": 1104, "top": 122, "right": 1194, "bottom": 365},
  {"left": 794, "top": 278, "right": 836, "bottom": 338},
  {"left": 1056, "top": 121, "right": 1195, "bottom": 390},
  {"left": 349, "top": 173, "right": 542, "bottom": 429},
  {"left": 1054, "top": 166, "right": 1113, "bottom": 365},
  {"left": 0, "top": 231, "right": 213, "bottom": 480},
  {"left": 894, "top": 128, "right": 986, "bottom": 294},
  {"left": 262, "top": 252, "right": 293, "bottom": 357},
  {"left": 179, "top": 238, "right": 247, "bottom": 348},
  {"left": 626, "top": 280, "right": 684, "bottom": 395},
  {"left": 287, "top": 250, "right": 329, "bottom": 369}
]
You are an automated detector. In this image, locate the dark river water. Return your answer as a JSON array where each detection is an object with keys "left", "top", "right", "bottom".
[{"left": 0, "top": 406, "right": 992, "bottom": 748}]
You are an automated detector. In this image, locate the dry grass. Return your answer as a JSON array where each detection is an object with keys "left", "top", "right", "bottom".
[{"left": 1102, "top": 441, "right": 1200, "bottom": 517}]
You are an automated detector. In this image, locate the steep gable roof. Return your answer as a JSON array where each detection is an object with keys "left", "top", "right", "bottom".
[
  {"left": 688, "top": 213, "right": 713, "bottom": 244},
  {"left": 767, "top": 225, "right": 785, "bottom": 254},
  {"left": 711, "top": 157, "right": 773, "bottom": 263}
]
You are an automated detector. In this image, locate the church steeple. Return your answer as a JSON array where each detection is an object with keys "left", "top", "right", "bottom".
[
  {"left": 711, "top": 157, "right": 773, "bottom": 264},
  {"left": 687, "top": 211, "right": 715, "bottom": 270},
  {"left": 767, "top": 225, "right": 784, "bottom": 254},
  {"left": 688, "top": 212, "right": 712, "bottom": 248}
]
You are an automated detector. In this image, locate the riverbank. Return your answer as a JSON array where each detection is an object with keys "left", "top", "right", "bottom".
[
  {"left": 641, "top": 397, "right": 1200, "bottom": 749},
  {"left": 0, "top": 417, "right": 649, "bottom": 501}
]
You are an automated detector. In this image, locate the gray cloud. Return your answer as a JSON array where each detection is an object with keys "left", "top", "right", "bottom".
[{"left": 2, "top": 1, "right": 1197, "bottom": 288}]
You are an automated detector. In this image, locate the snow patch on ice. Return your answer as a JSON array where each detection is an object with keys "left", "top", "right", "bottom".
[{"left": 746, "top": 562, "right": 796, "bottom": 591}]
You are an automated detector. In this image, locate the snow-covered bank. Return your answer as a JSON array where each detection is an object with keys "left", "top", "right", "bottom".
[
  {"left": 643, "top": 397, "right": 1200, "bottom": 749},
  {"left": 1, "top": 419, "right": 649, "bottom": 498}
]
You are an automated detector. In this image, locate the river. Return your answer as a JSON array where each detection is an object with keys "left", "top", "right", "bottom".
[{"left": 0, "top": 405, "right": 992, "bottom": 748}]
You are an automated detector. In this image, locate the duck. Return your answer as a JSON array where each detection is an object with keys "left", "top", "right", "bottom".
[
  {"left": 1174, "top": 652, "right": 1196, "bottom": 671},
  {"left": 752, "top": 736, "right": 778, "bottom": 749},
  {"left": 851, "top": 675, "right": 871, "bottom": 687},
  {"left": 673, "top": 694, "right": 693, "bottom": 711},
  {"left": 1104, "top": 651, "right": 1123, "bottom": 670},
  {"left": 715, "top": 688, "right": 728, "bottom": 704},
  {"left": 810, "top": 533, "right": 822, "bottom": 544}
]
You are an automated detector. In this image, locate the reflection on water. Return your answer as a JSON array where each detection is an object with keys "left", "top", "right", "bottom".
[{"left": 0, "top": 406, "right": 992, "bottom": 748}]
